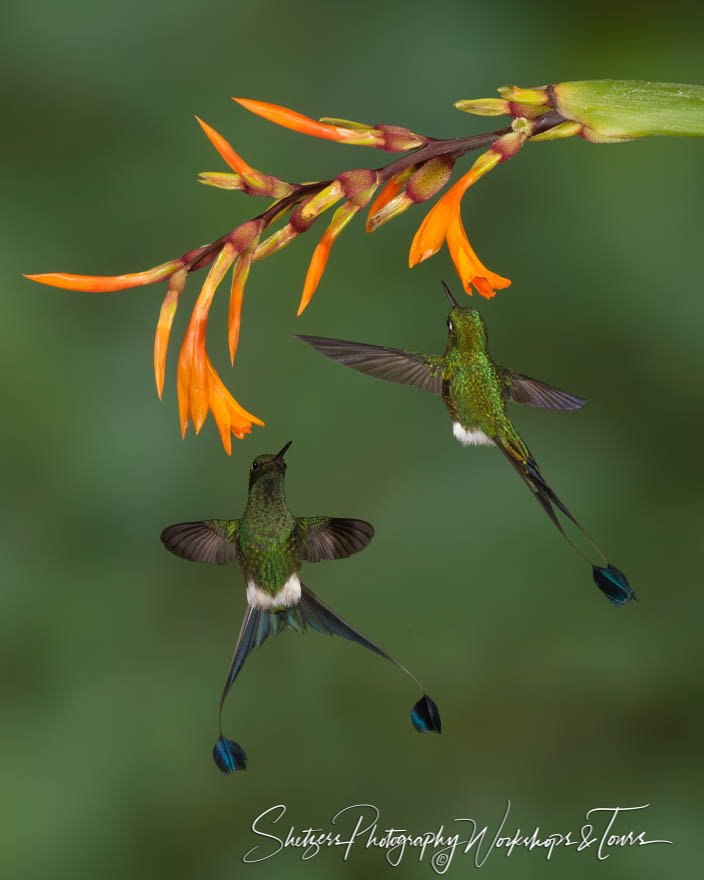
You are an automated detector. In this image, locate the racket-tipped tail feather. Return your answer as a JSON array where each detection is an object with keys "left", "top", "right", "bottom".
[{"left": 213, "top": 736, "right": 247, "bottom": 773}]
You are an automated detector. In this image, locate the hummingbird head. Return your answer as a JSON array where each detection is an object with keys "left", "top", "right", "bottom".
[
  {"left": 442, "top": 281, "right": 488, "bottom": 351},
  {"left": 248, "top": 441, "right": 292, "bottom": 489}
]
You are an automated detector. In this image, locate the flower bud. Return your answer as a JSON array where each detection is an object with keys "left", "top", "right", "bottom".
[
  {"left": 293, "top": 181, "right": 344, "bottom": 227},
  {"left": 405, "top": 157, "right": 455, "bottom": 203},
  {"left": 229, "top": 219, "right": 265, "bottom": 254},
  {"left": 374, "top": 124, "right": 427, "bottom": 152},
  {"left": 454, "top": 98, "right": 510, "bottom": 116},
  {"left": 498, "top": 85, "right": 550, "bottom": 106},
  {"left": 367, "top": 192, "right": 414, "bottom": 231},
  {"left": 198, "top": 171, "right": 244, "bottom": 191},
  {"left": 337, "top": 169, "right": 379, "bottom": 207}
]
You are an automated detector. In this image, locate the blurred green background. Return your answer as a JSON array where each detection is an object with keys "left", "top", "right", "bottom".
[{"left": 3, "top": 0, "right": 703, "bottom": 877}]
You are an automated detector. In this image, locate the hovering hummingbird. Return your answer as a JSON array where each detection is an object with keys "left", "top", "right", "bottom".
[
  {"left": 297, "top": 283, "right": 634, "bottom": 607},
  {"left": 161, "top": 441, "right": 440, "bottom": 774}
]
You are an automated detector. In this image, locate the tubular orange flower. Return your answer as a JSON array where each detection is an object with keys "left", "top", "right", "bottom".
[
  {"left": 409, "top": 150, "right": 501, "bottom": 267},
  {"left": 196, "top": 116, "right": 293, "bottom": 198},
  {"left": 298, "top": 202, "right": 359, "bottom": 315},
  {"left": 228, "top": 247, "right": 254, "bottom": 364},
  {"left": 172, "top": 233, "right": 264, "bottom": 450},
  {"left": 178, "top": 244, "right": 237, "bottom": 434},
  {"left": 446, "top": 210, "right": 510, "bottom": 298},
  {"left": 195, "top": 116, "right": 255, "bottom": 175},
  {"left": 298, "top": 229, "right": 336, "bottom": 317},
  {"left": 207, "top": 356, "right": 264, "bottom": 455},
  {"left": 177, "top": 317, "right": 195, "bottom": 439},
  {"left": 233, "top": 98, "right": 383, "bottom": 146},
  {"left": 154, "top": 268, "right": 188, "bottom": 399},
  {"left": 23, "top": 260, "right": 184, "bottom": 292}
]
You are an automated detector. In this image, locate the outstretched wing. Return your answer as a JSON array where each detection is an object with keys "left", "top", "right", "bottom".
[
  {"left": 296, "top": 335, "right": 444, "bottom": 395},
  {"left": 298, "top": 516, "right": 374, "bottom": 562},
  {"left": 501, "top": 369, "right": 586, "bottom": 411},
  {"left": 161, "top": 519, "right": 239, "bottom": 564}
]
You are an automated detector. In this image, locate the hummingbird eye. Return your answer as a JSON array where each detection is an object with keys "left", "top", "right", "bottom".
[
  {"left": 251, "top": 461, "right": 260, "bottom": 472},
  {"left": 447, "top": 319, "right": 454, "bottom": 332}
]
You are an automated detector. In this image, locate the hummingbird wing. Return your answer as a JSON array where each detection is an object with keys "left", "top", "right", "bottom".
[
  {"left": 297, "top": 516, "right": 374, "bottom": 562},
  {"left": 501, "top": 369, "right": 586, "bottom": 411},
  {"left": 296, "top": 335, "right": 444, "bottom": 395},
  {"left": 160, "top": 519, "right": 239, "bottom": 564}
]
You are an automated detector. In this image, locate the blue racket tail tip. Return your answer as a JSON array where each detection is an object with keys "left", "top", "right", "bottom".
[
  {"left": 592, "top": 564, "right": 636, "bottom": 606},
  {"left": 411, "top": 694, "right": 442, "bottom": 733},
  {"left": 213, "top": 736, "right": 248, "bottom": 773}
]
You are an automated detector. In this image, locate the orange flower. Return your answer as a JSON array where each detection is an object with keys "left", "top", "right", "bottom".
[
  {"left": 407, "top": 145, "right": 518, "bottom": 298},
  {"left": 233, "top": 98, "right": 383, "bottom": 146},
  {"left": 409, "top": 151, "right": 501, "bottom": 267},
  {"left": 23, "top": 260, "right": 183, "bottom": 292},
  {"left": 176, "top": 243, "right": 263, "bottom": 448},
  {"left": 206, "top": 356, "right": 264, "bottom": 456},
  {"left": 228, "top": 248, "right": 253, "bottom": 364},
  {"left": 298, "top": 202, "right": 359, "bottom": 315},
  {"left": 195, "top": 116, "right": 292, "bottom": 198},
  {"left": 154, "top": 268, "right": 188, "bottom": 399},
  {"left": 446, "top": 210, "right": 510, "bottom": 298},
  {"left": 195, "top": 116, "right": 255, "bottom": 175}
]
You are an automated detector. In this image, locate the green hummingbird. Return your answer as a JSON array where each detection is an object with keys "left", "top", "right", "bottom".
[
  {"left": 297, "top": 283, "right": 634, "bottom": 607},
  {"left": 161, "top": 441, "right": 440, "bottom": 774}
]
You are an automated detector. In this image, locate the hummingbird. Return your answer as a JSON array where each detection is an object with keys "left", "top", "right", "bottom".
[
  {"left": 297, "top": 283, "right": 634, "bottom": 607},
  {"left": 161, "top": 441, "right": 441, "bottom": 774}
]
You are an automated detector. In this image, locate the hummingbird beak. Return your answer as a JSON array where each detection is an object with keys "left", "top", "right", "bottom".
[
  {"left": 442, "top": 280, "right": 458, "bottom": 308},
  {"left": 275, "top": 440, "right": 293, "bottom": 461}
]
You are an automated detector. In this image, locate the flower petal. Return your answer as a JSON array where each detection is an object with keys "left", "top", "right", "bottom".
[
  {"left": 208, "top": 373, "right": 233, "bottom": 456},
  {"left": 207, "top": 360, "right": 263, "bottom": 426},
  {"left": 446, "top": 210, "right": 511, "bottom": 298},
  {"left": 232, "top": 98, "right": 382, "bottom": 146}
]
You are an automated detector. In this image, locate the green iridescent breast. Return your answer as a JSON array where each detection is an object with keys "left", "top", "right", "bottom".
[{"left": 443, "top": 353, "right": 508, "bottom": 436}]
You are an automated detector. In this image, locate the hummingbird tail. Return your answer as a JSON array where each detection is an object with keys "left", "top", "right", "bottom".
[
  {"left": 213, "top": 604, "right": 273, "bottom": 773},
  {"left": 214, "top": 588, "right": 441, "bottom": 772},
  {"left": 297, "top": 585, "right": 441, "bottom": 733},
  {"left": 213, "top": 736, "right": 247, "bottom": 773},
  {"left": 495, "top": 442, "right": 635, "bottom": 606},
  {"left": 592, "top": 564, "right": 636, "bottom": 606}
]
